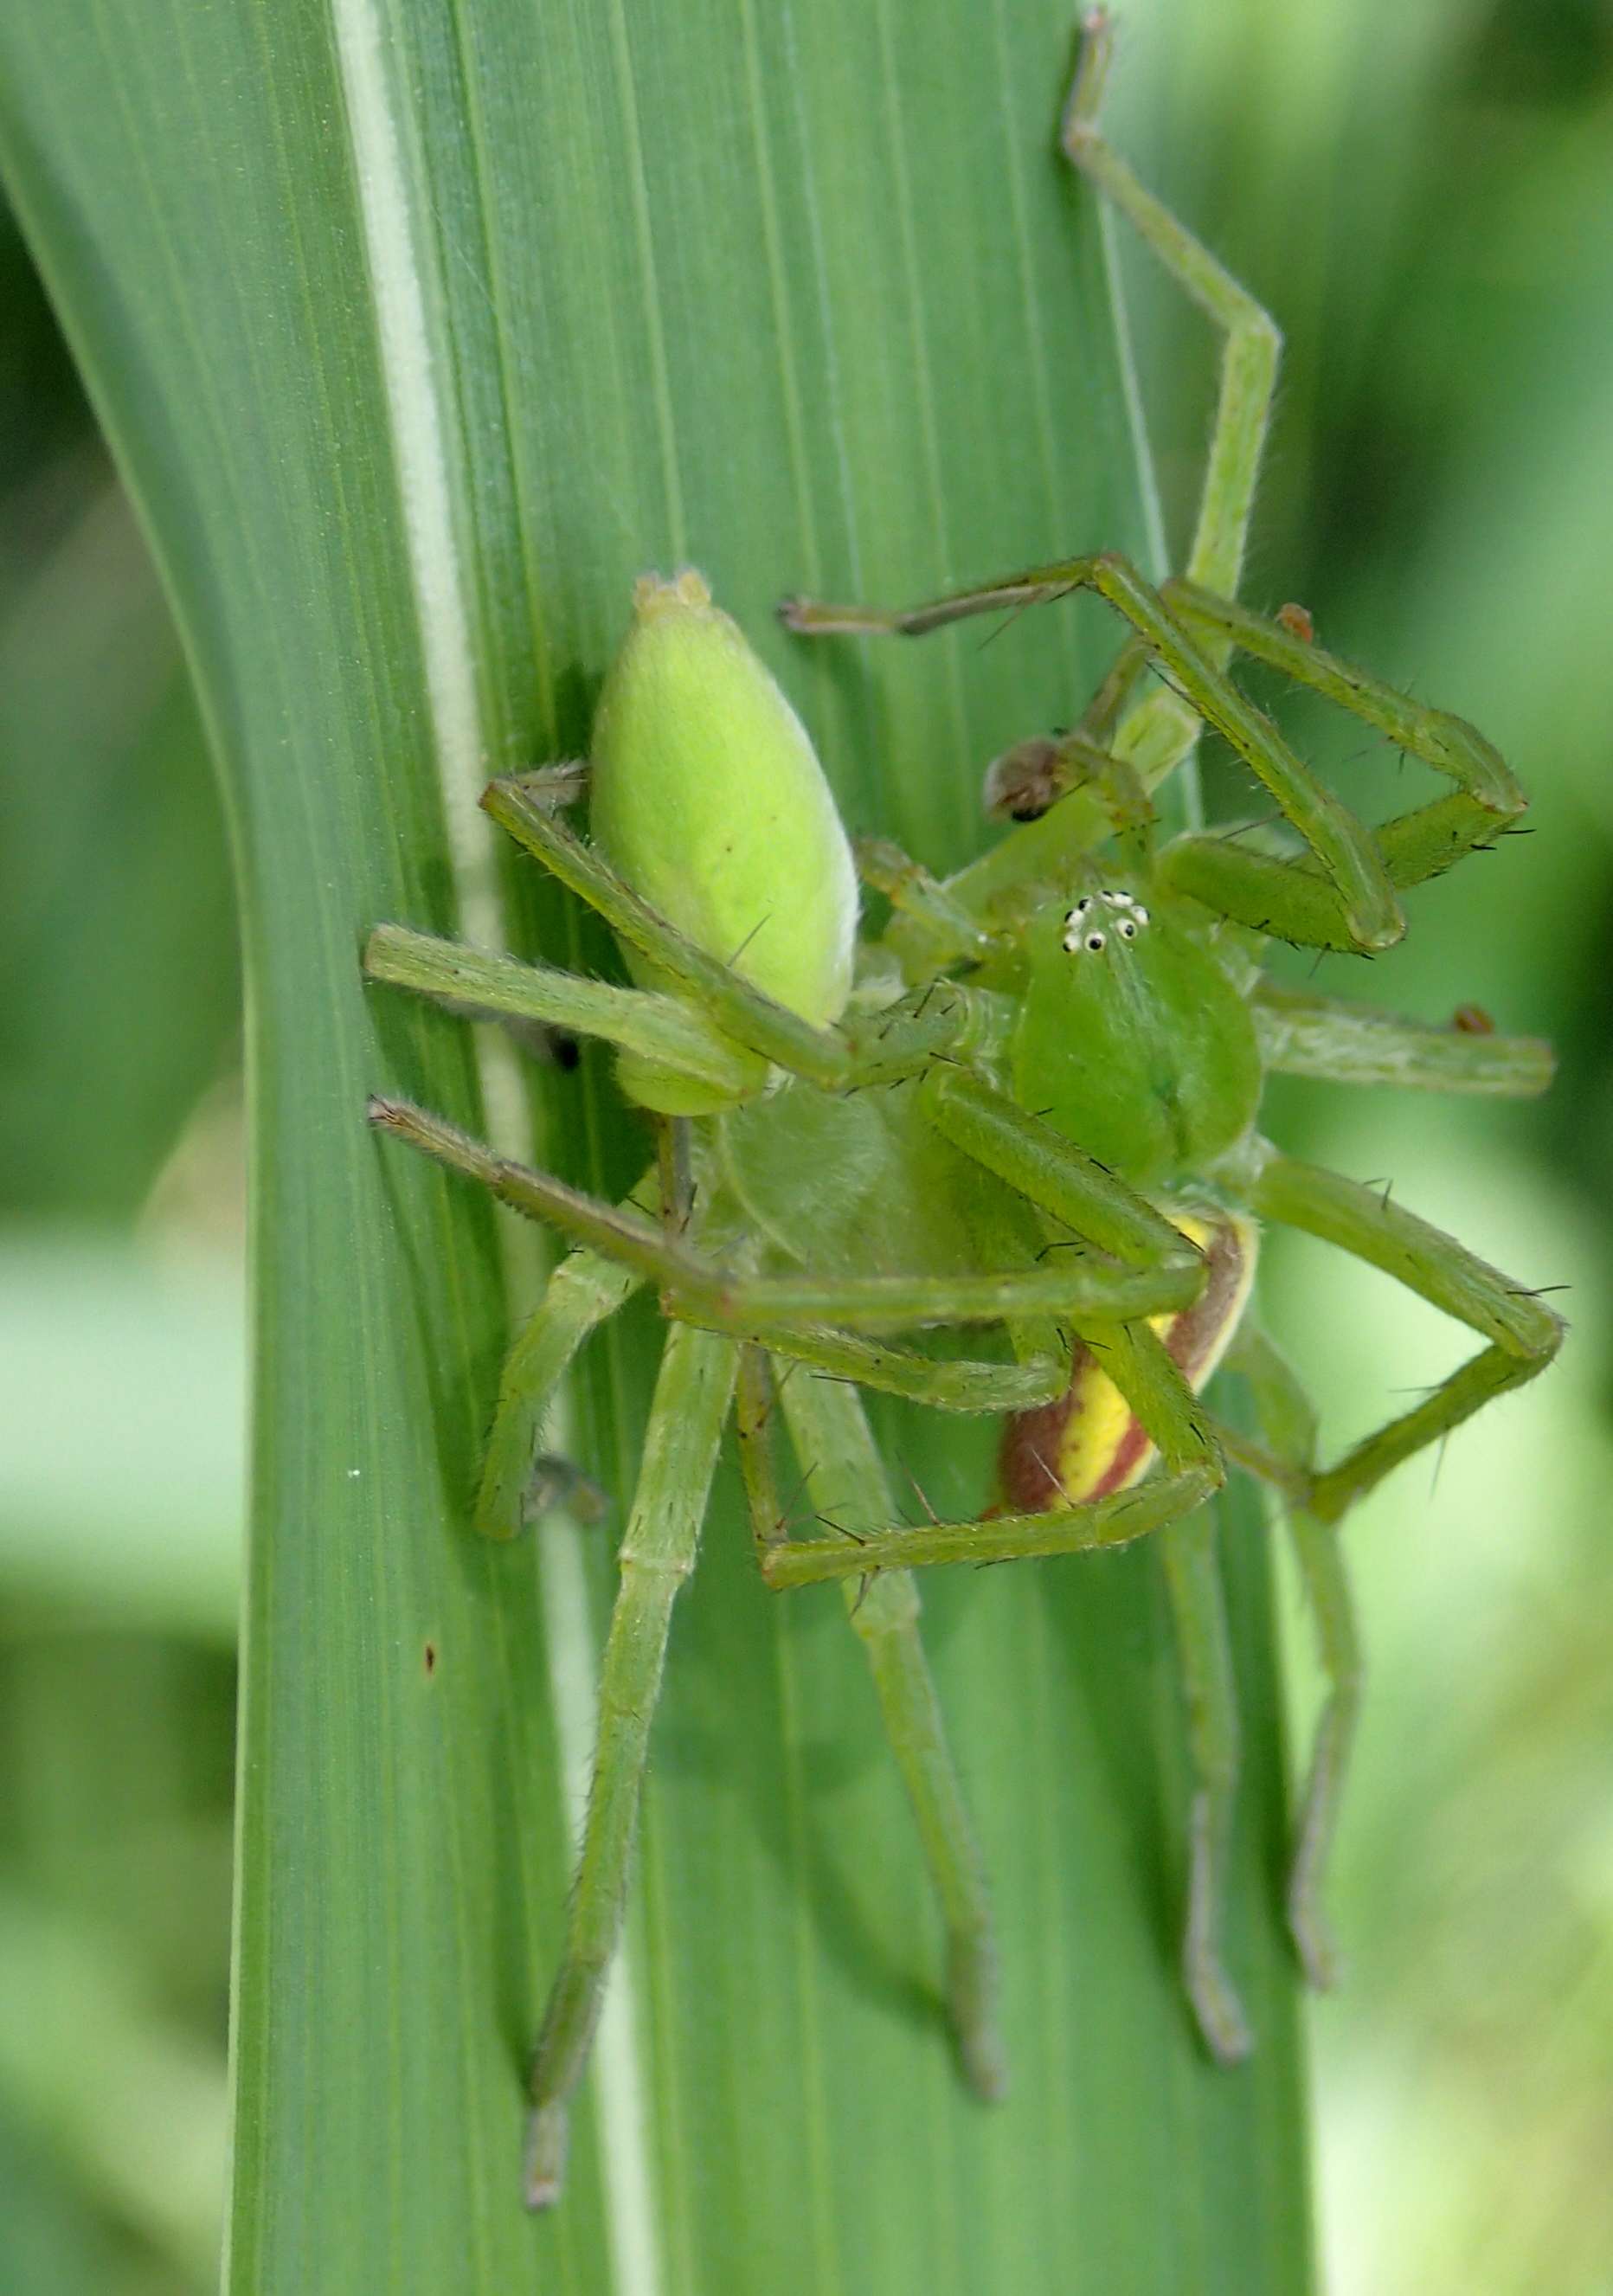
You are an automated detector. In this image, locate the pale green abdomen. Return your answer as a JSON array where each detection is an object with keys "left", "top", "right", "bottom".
[{"left": 590, "top": 571, "right": 858, "bottom": 1111}]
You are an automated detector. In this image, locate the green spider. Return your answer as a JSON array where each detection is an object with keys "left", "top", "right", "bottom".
[{"left": 365, "top": 10, "right": 1561, "bottom": 2210}]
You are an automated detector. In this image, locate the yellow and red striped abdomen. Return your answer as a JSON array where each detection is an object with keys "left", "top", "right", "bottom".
[{"left": 998, "top": 1212, "right": 1257, "bottom": 1510}]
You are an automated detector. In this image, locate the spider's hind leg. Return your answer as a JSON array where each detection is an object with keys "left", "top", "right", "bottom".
[
  {"left": 738, "top": 1353, "right": 1008, "bottom": 2101},
  {"left": 1161, "top": 1500, "right": 1253, "bottom": 2061},
  {"left": 524, "top": 1318, "right": 738, "bottom": 2208},
  {"left": 1226, "top": 1320, "right": 1361, "bottom": 1992},
  {"left": 477, "top": 1219, "right": 648, "bottom": 1540}
]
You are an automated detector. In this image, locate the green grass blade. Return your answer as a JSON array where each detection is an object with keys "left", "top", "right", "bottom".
[{"left": 0, "top": 2, "right": 1313, "bottom": 2288}]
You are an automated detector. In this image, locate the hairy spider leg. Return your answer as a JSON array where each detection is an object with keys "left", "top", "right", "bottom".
[
  {"left": 371, "top": 825, "right": 980, "bottom": 1108},
  {"left": 369, "top": 1019, "right": 1227, "bottom": 1415},
  {"left": 1252, "top": 983, "right": 1554, "bottom": 1098},
  {"left": 1065, "top": 5, "right": 1278, "bottom": 769},
  {"left": 368, "top": 1100, "right": 1205, "bottom": 1335},
  {"left": 1226, "top": 1321, "right": 1359, "bottom": 1993},
  {"left": 851, "top": 836, "right": 999, "bottom": 970},
  {"left": 786, "top": 556, "right": 1529, "bottom": 960},
  {"left": 1155, "top": 582, "right": 1528, "bottom": 943},
  {"left": 737, "top": 1356, "right": 1008, "bottom": 2100},
  {"left": 758, "top": 1470, "right": 1218, "bottom": 1586},
  {"left": 1164, "top": 583, "right": 1523, "bottom": 816},
  {"left": 1226, "top": 1011, "right": 1554, "bottom": 1985},
  {"left": 364, "top": 1078, "right": 1230, "bottom": 1551},
  {"left": 1248, "top": 1147, "right": 1564, "bottom": 1523},
  {"left": 756, "top": 1310, "right": 1252, "bottom": 2060},
  {"left": 783, "top": 15, "right": 1530, "bottom": 961},
  {"left": 1160, "top": 1501, "right": 1250, "bottom": 2061},
  {"left": 482, "top": 777, "right": 976, "bottom": 1093},
  {"left": 368, "top": 1094, "right": 1203, "bottom": 1437},
  {"left": 478, "top": 1235, "right": 645, "bottom": 1541},
  {"left": 524, "top": 1318, "right": 738, "bottom": 2209},
  {"left": 782, "top": 551, "right": 1401, "bottom": 955},
  {"left": 364, "top": 922, "right": 762, "bottom": 1103},
  {"left": 780, "top": 4, "right": 1286, "bottom": 930},
  {"left": 1067, "top": 11, "right": 1272, "bottom": 605},
  {"left": 758, "top": 1312, "right": 1224, "bottom": 1590},
  {"left": 1074, "top": 1315, "right": 1254, "bottom": 2057}
]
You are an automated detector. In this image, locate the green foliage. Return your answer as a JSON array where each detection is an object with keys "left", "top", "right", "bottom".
[
  {"left": 1, "top": 0, "right": 1610, "bottom": 2292},
  {"left": 0, "top": 0, "right": 1311, "bottom": 2288}
]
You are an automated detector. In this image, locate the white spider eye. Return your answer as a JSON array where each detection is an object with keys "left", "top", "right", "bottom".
[
  {"left": 1084, "top": 930, "right": 1106, "bottom": 953},
  {"left": 1132, "top": 904, "right": 1149, "bottom": 927},
  {"left": 1118, "top": 917, "right": 1137, "bottom": 939}
]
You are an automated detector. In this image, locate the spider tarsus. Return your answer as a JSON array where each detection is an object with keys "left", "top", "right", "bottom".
[
  {"left": 1289, "top": 1898, "right": 1346, "bottom": 1993},
  {"left": 523, "top": 2101, "right": 569, "bottom": 2211},
  {"left": 505, "top": 760, "right": 588, "bottom": 812},
  {"left": 1188, "top": 1959, "right": 1254, "bottom": 2067}
]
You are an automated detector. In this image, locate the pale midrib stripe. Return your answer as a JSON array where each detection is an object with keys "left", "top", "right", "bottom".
[
  {"left": 537, "top": 1486, "right": 663, "bottom": 2296},
  {"left": 329, "top": 4, "right": 660, "bottom": 2288}
]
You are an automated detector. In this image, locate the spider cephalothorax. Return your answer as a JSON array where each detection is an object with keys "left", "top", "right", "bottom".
[
  {"left": 363, "top": 11, "right": 1560, "bottom": 2210},
  {"left": 1012, "top": 884, "right": 1263, "bottom": 1180}
]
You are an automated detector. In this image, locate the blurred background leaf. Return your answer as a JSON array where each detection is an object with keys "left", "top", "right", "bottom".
[{"left": 0, "top": 0, "right": 1609, "bottom": 2290}]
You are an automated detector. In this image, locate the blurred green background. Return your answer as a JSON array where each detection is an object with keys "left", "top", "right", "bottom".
[{"left": 2, "top": 0, "right": 1609, "bottom": 2288}]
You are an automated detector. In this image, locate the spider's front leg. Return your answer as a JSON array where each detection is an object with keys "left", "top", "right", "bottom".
[
  {"left": 1061, "top": 5, "right": 1279, "bottom": 660},
  {"left": 1160, "top": 1498, "right": 1251, "bottom": 2061},
  {"left": 782, "top": 552, "right": 1402, "bottom": 955},
  {"left": 1154, "top": 582, "right": 1531, "bottom": 949},
  {"left": 780, "top": 3, "right": 1292, "bottom": 920}
]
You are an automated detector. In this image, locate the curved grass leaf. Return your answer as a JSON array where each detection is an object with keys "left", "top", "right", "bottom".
[{"left": 0, "top": 2, "right": 1312, "bottom": 2287}]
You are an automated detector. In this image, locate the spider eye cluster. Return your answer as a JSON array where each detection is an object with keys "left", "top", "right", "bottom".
[{"left": 1061, "top": 889, "right": 1150, "bottom": 956}]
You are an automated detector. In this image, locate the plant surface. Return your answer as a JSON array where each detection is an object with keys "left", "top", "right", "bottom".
[{"left": 366, "top": 7, "right": 1559, "bottom": 2229}]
